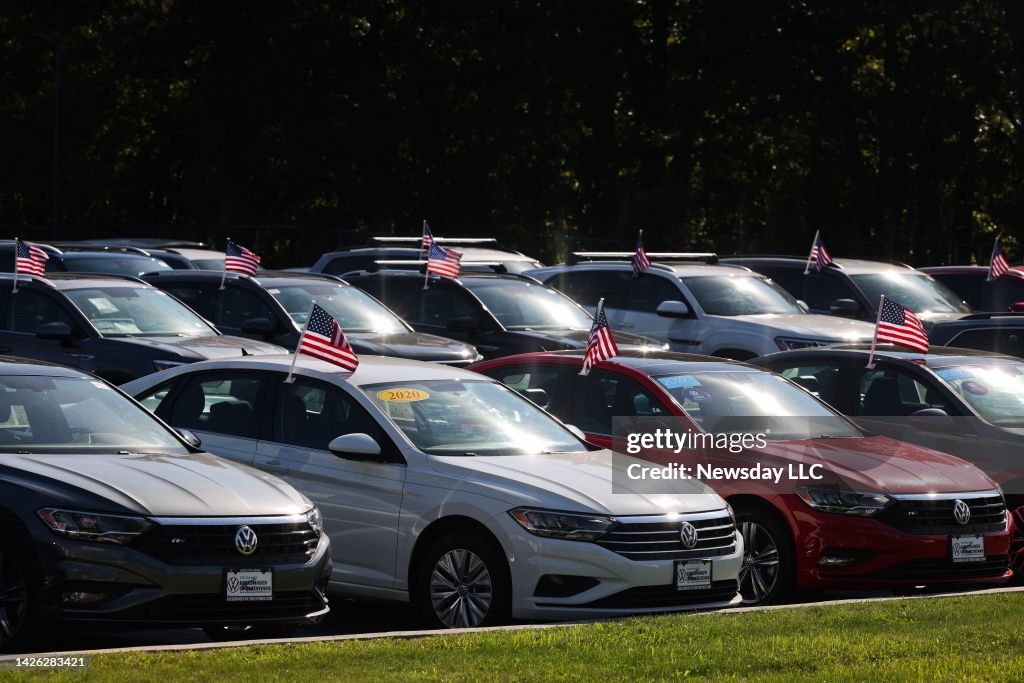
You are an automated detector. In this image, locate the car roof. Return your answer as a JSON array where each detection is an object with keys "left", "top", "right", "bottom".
[
  {"left": 483, "top": 349, "right": 759, "bottom": 376},
  {"left": 0, "top": 273, "right": 148, "bottom": 289},
  {"left": 534, "top": 261, "right": 752, "bottom": 277},
  {"left": 722, "top": 256, "right": 917, "bottom": 275},
  {"left": 326, "top": 246, "right": 536, "bottom": 262},
  {"left": 0, "top": 355, "right": 90, "bottom": 377},
  {"left": 60, "top": 251, "right": 164, "bottom": 261},
  {"left": 163, "top": 248, "right": 225, "bottom": 260},
  {"left": 349, "top": 270, "right": 536, "bottom": 285},
  {"left": 153, "top": 353, "right": 487, "bottom": 387},
  {"left": 141, "top": 270, "right": 348, "bottom": 288},
  {"left": 920, "top": 265, "right": 1024, "bottom": 279},
  {"left": 756, "top": 343, "right": 1020, "bottom": 368}
]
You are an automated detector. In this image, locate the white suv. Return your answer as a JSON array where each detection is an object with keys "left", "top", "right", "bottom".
[
  {"left": 124, "top": 355, "right": 742, "bottom": 627},
  {"left": 530, "top": 255, "right": 877, "bottom": 360}
]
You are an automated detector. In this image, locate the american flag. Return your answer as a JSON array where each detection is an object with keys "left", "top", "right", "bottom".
[
  {"left": 989, "top": 237, "right": 1010, "bottom": 280},
  {"left": 875, "top": 297, "right": 928, "bottom": 354},
  {"left": 225, "top": 239, "right": 261, "bottom": 276},
  {"left": 427, "top": 242, "right": 462, "bottom": 279},
  {"left": 633, "top": 230, "right": 651, "bottom": 277},
  {"left": 15, "top": 238, "right": 49, "bottom": 276},
  {"left": 580, "top": 303, "right": 619, "bottom": 376},
  {"left": 298, "top": 303, "right": 359, "bottom": 372},
  {"left": 809, "top": 231, "right": 833, "bottom": 272},
  {"left": 421, "top": 221, "right": 434, "bottom": 250}
]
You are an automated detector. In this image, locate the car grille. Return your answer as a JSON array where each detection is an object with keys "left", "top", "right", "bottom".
[
  {"left": 546, "top": 580, "right": 738, "bottom": 610},
  {"left": 595, "top": 512, "right": 737, "bottom": 561},
  {"left": 135, "top": 518, "right": 319, "bottom": 566},
  {"left": 868, "top": 556, "right": 1009, "bottom": 581},
  {"left": 881, "top": 493, "right": 1006, "bottom": 535},
  {"left": 109, "top": 591, "right": 327, "bottom": 624}
]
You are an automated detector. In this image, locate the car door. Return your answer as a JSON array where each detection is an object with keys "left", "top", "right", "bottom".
[
  {"left": 766, "top": 356, "right": 857, "bottom": 414},
  {"left": 254, "top": 374, "right": 406, "bottom": 589},
  {"left": 630, "top": 274, "right": 703, "bottom": 350},
  {"left": 0, "top": 287, "right": 91, "bottom": 368},
  {"left": 799, "top": 271, "right": 865, "bottom": 318},
  {"left": 161, "top": 370, "right": 271, "bottom": 466}
]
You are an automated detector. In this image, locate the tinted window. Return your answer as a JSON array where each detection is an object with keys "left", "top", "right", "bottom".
[
  {"left": 945, "top": 328, "right": 1024, "bottom": 357},
  {"left": 273, "top": 377, "right": 393, "bottom": 456},
  {"left": 569, "top": 370, "right": 667, "bottom": 435},
  {"left": 167, "top": 373, "right": 266, "bottom": 438},
  {"left": 776, "top": 363, "right": 846, "bottom": 409},
  {"left": 680, "top": 275, "right": 802, "bottom": 315},
  {"left": 930, "top": 274, "right": 984, "bottom": 310},
  {"left": 4, "top": 289, "right": 76, "bottom": 333},
  {"left": 628, "top": 274, "right": 685, "bottom": 313},
  {"left": 855, "top": 366, "right": 956, "bottom": 417},
  {"left": 360, "top": 278, "right": 478, "bottom": 327},
  {"left": 272, "top": 283, "right": 405, "bottom": 333},
  {"left": 984, "top": 277, "right": 1024, "bottom": 311},
  {"left": 753, "top": 266, "right": 803, "bottom": 294},
  {"left": 801, "top": 272, "right": 858, "bottom": 311},
  {"left": 463, "top": 280, "right": 592, "bottom": 330},
  {"left": 218, "top": 287, "right": 276, "bottom": 328},
  {"left": 542, "top": 270, "right": 630, "bottom": 309},
  {"left": 65, "top": 287, "right": 215, "bottom": 336},
  {"left": 850, "top": 273, "right": 970, "bottom": 314},
  {"left": 323, "top": 255, "right": 374, "bottom": 276},
  {"left": 483, "top": 364, "right": 568, "bottom": 411},
  {"left": 63, "top": 255, "right": 173, "bottom": 277}
]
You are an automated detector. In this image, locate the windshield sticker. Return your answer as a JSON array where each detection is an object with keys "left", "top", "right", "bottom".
[
  {"left": 90, "top": 380, "right": 112, "bottom": 390},
  {"left": 87, "top": 297, "right": 119, "bottom": 314},
  {"left": 935, "top": 367, "right": 975, "bottom": 381},
  {"left": 267, "top": 288, "right": 280, "bottom": 294},
  {"left": 377, "top": 388, "right": 430, "bottom": 402},
  {"left": 682, "top": 388, "right": 712, "bottom": 402},
  {"left": 657, "top": 375, "right": 702, "bottom": 389},
  {"left": 961, "top": 380, "right": 988, "bottom": 396}
]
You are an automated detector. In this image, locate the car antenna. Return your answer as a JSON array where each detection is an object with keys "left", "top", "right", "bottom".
[{"left": 241, "top": 348, "right": 251, "bottom": 356}]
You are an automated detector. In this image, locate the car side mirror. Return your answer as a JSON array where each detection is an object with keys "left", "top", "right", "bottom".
[
  {"left": 909, "top": 408, "right": 954, "bottom": 428},
  {"left": 177, "top": 428, "right": 202, "bottom": 448},
  {"left": 328, "top": 433, "right": 382, "bottom": 460},
  {"left": 1010, "top": 302, "right": 1024, "bottom": 313},
  {"left": 447, "top": 316, "right": 480, "bottom": 332},
  {"left": 36, "top": 321, "right": 72, "bottom": 341},
  {"left": 565, "top": 424, "right": 587, "bottom": 441},
  {"left": 829, "top": 299, "right": 862, "bottom": 317},
  {"left": 655, "top": 300, "right": 690, "bottom": 318},
  {"left": 796, "top": 299, "right": 810, "bottom": 313},
  {"left": 241, "top": 317, "right": 276, "bottom": 336}
]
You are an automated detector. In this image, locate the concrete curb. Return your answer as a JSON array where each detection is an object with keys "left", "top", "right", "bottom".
[{"left": 4, "top": 585, "right": 1023, "bottom": 661}]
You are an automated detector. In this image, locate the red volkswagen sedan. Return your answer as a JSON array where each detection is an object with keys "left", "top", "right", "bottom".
[{"left": 471, "top": 351, "right": 1013, "bottom": 604}]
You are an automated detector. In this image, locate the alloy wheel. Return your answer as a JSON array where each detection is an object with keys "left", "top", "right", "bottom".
[
  {"left": 738, "top": 521, "right": 781, "bottom": 604},
  {"left": 0, "top": 552, "right": 28, "bottom": 648},
  {"left": 429, "top": 548, "right": 493, "bottom": 628}
]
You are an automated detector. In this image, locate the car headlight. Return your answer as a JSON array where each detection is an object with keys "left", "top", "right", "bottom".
[
  {"left": 509, "top": 508, "right": 615, "bottom": 541},
  {"left": 37, "top": 508, "right": 153, "bottom": 544},
  {"left": 794, "top": 487, "right": 894, "bottom": 517},
  {"left": 153, "top": 359, "right": 188, "bottom": 372},
  {"left": 306, "top": 507, "right": 324, "bottom": 538},
  {"left": 774, "top": 337, "right": 825, "bottom": 351}
]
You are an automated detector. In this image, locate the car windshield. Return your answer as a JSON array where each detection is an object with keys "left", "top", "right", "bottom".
[
  {"left": 65, "top": 287, "right": 216, "bottom": 337},
  {"left": 0, "top": 376, "right": 188, "bottom": 453},
  {"left": 271, "top": 283, "right": 407, "bottom": 333},
  {"left": 851, "top": 273, "right": 970, "bottom": 314},
  {"left": 656, "top": 371, "right": 860, "bottom": 440},
  {"left": 463, "top": 280, "right": 592, "bottom": 330},
  {"left": 680, "top": 275, "right": 803, "bottom": 316},
  {"left": 934, "top": 364, "right": 1024, "bottom": 426},
  {"left": 64, "top": 255, "right": 173, "bottom": 277},
  {"left": 364, "top": 379, "right": 587, "bottom": 456}
]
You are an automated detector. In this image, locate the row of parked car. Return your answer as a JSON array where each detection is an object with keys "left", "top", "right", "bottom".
[{"left": 0, "top": 235, "right": 1021, "bottom": 652}]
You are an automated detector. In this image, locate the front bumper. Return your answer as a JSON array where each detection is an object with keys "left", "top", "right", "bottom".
[
  {"left": 493, "top": 514, "right": 744, "bottom": 620},
  {"left": 36, "top": 528, "right": 331, "bottom": 628}
]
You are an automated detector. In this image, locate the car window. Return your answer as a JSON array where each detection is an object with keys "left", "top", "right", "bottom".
[
  {"left": 628, "top": 274, "right": 685, "bottom": 314},
  {"left": 134, "top": 379, "right": 180, "bottom": 417},
  {"left": 568, "top": 370, "right": 667, "bottom": 435},
  {"left": 167, "top": 373, "right": 266, "bottom": 438},
  {"left": 410, "top": 286, "right": 479, "bottom": 327},
  {"left": 162, "top": 284, "right": 221, "bottom": 322},
  {"left": 64, "top": 255, "right": 173, "bottom": 277},
  {"left": 64, "top": 286, "right": 216, "bottom": 337},
  {"left": 850, "top": 273, "right": 970, "bottom": 314},
  {"left": 0, "top": 375, "right": 187, "bottom": 453},
  {"left": 271, "top": 282, "right": 405, "bottom": 333},
  {"left": 542, "top": 270, "right": 630, "bottom": 309},
  {"left": 930, "top": 274, "right": 983, "bottom": 310},
  {"left": 801, "top": 272, "right": 858, "bottom": 311},
  {"left": 855, "top": 366, "right": 956, "bottom": 417},
  {"left": 216, "top": 287, "right": 276, "bottom": 328},
  {"left": 483, "top": 364, "right": 568, "bottom": 411},
  {"left": 5, "top": 289, "right": 77, "bottom": 334},
  {"left": 933, "top": 363, "right": 1024, "bottom": 426},
  {"left": 680, "top": 275, "right": 802, "bottom": 315},
  {"left": 463, "top": 280, "right": 592, "bottom": 330},
  {"left": 752, "top": 266, "right": 802, "bottom": 294},
  {"left": 985, "top": 277, "right": 1024, "bottom": 311},
  {"left": 945, "top": 328, "right": 1024, "bottom": 357},
  {"left": 272, "top": 377, "right": 394, "bottom": 457},
  {"left": 776, "top": 363, "right": 846, "bottom": 409},
  {"left": 322, "top": 255, "right": 374, "bottom": 276}
]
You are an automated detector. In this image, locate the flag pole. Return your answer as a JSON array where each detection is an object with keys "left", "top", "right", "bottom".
[
  {"left": 285, "top": 300, "right": 316, "bottom": 384},
  {"left": 865, "top": 295, "right": 885, "bottom": 369},
  {"left": 220, "top": 238, "right": 231, "bottom": 290},
  {"left": 580, "top": 298, "right": 605, "bottom": 377},
  {"left": 11, "top": 238, "right": 18, "bottom": 294},
  {"left": 420, "top": 219, "right": 427, "bottom": 258},
  {"left": 803, "top": 230, "right": 820, "bottom": 275},
  {"left": 423, "top": 261, "right": 431, "bottom": 290}
]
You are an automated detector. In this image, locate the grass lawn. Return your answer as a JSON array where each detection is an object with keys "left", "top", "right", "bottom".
[{"left": 11, "top": 592, "right": 1024, "bottom": 682}]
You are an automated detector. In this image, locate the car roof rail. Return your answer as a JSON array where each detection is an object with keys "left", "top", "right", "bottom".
[
  {"left": 363, "top": 259, "right": 511, "bottom": 275},
  {"left": 567, "top": 251, "right": 718, "bottom": 265},
  {"left": 954, "top": 312, "right": 1024, "bottom": 320},
  {"left": 367, "top": 236, "right": 500, "bottom": 247},
  {"left": 722, "top": 254, "right": 848, "bottom": 270}
]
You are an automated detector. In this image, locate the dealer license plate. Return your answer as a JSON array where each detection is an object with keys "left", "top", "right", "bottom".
[
  {"left": 225, "top": 568, "right": 274, "bottom": 601},
  {"left": 674, "top": 560, "right": 712, "bottom": 591},
  {"left": 951, "top": 535, "right": 985, "bottom": 564}
]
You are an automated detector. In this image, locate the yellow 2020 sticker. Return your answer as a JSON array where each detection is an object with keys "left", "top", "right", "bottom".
[{"left": 377, "top": 388, "right": 430, "bottom": 402}]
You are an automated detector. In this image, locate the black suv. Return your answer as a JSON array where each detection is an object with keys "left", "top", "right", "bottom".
[
  {"left": 0, "top": 273, "right": 284, "bottom": 383},
  {"left": 345, "top": 270, "right": 666, "bottom": 359},
  {"left": 721, "top": 256, "right": 971, "bottom": 324},
  {"left": 0, "top": 357, "right": 330, "bottom": 651},
  {"left": 0, "top": 241, "right": 178, "bottom": 276},
  {"left": 140, "top": 270, "right": 482, "bottom": 364}
]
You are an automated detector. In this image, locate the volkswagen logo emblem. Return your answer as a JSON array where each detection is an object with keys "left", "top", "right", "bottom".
[
  {"left": 235, "top": 525, "right": 258, "bottom": 555},
  {"left": 679, "top": 521, "right": 699, "bottom": 549},
  {"left": 953, "top": 499, "right": 971, "bottom": 526}
]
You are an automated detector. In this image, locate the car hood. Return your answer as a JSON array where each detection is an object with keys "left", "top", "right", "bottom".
[
  {"left": 427, "top": 450, "right": 725, "bottom": 515},
  {"left": 119, "top": 335, "right": 287, "bottom": 359},
  {"left": 347, "top": 331, "right": 479, "bottom": 363},
  {"left": 749, "top": 436, "right": 995, "bottom": 494},
  {"left": 730, "top": 314, "right": 876, "bottom": 342},
  {"left": 0, "top": 451, "right": 310, "bottom": 517},
  {"left": 509, "top": 328, "right": 666, "bottom": 352}
]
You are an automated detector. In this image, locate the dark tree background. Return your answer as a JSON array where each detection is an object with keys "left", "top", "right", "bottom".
[{"left": 2, "top": 0, "right": 1024, "bottom": 266}]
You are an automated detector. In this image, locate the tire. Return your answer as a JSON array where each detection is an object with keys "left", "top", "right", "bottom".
[
  {"left": 735, "top": 507, "right": 795, "bottom": 605},
  {"left": 414, "top": 529, "right": 511, "bottom": 629},
  {"left": 203, "top": 624, "right": 298, "bottom": 642},
  {"left": 0, "top": 540, "right": 41, "bottom": 653}
]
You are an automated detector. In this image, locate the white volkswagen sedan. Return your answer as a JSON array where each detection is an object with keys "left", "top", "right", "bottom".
[{"left": 124, "top": 356, "right": 742, "bottom": 627}]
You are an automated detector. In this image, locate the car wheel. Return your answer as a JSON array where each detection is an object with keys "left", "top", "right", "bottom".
[
  {"left": 202, "top": 624, "right": 297, "bottom": 642},
  {"left": 416, "top": 529, "right": 511, "bottom": 629},
  {"left": 0, "top": 543, "right": 39, "bottom": 653},
  {"left": 735, "top": 508, "right": 794, "bottom": 605}
]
